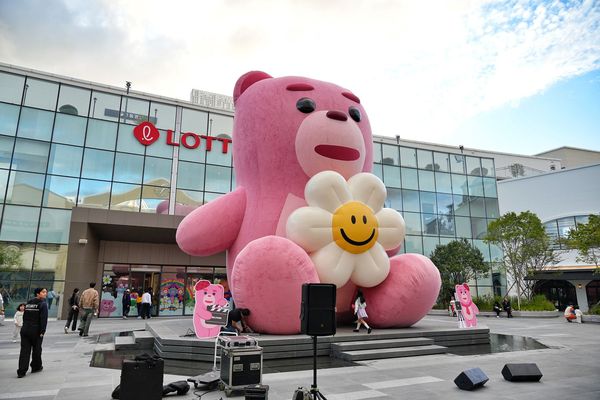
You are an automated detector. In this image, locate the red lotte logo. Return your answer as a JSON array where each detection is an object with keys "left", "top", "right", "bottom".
[{"left": 133, "top": 121, "right": 231, "bottom": 153}]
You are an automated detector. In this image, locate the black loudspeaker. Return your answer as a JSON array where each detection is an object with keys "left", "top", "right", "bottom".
[
  {"left": 300, "top": 283, "right": 336, "bottom": 336},
  {"left": 119, "top": 354, "right": 164, "bottom": 400},
  {"left": 454, "top": 368, "right": 489, "bottom": 390},
  {"left": 502, "top": 363, "right": 543, "bottom": 382}
]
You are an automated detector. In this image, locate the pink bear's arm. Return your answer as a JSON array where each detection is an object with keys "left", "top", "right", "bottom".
[
  {"left": 472, "top": 303, "right": 480, "bottom": 314},
  {"left": 196, "top": 307, "right": 212, "bottom": 319},
  {"left": 176, "top": 187, "right": 246, "bottom": 256}
]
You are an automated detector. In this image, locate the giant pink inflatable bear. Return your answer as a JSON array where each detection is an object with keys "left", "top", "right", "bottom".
[{"left": 177, "top": 71, "right": 441, "bottom": 334}]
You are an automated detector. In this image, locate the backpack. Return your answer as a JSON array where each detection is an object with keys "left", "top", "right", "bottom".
[{"left": 292, "top": 387, "right": 312, "bottom": 400}]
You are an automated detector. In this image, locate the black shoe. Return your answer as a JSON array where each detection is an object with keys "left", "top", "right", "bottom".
[
  {"left": 31, "top": 367, "right": 43, "bottom": 373},
  {"left": 353, "top": 329, "right": 359, "bottom": 332},
  {"left": 367, "top": 328, "right": 372, "bottom": 334},
  {"left": 17, "top": 372, "right": 25, "bottom": 378},
  {"left": 83, "top": 334, "right": 89, "bottom": 337},
  {"left": 79, "top": 331, "right": 83, "bottom": 336}
]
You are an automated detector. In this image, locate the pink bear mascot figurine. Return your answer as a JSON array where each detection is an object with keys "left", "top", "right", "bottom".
[
  {"left": 193, "top": 280, "right": 228, "bottom": 338},
  {"left": 455, "top": 283, "right": 479, "bottom": 327},
  {"left": 177, "top": 71, "right": 441, "bottom": 334}
]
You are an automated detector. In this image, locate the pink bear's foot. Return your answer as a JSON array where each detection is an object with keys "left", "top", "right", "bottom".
[
  {"left": 363, "top": 253, "right": 441, "bottom": 328},
  {"left": 231, "top": 236, "right": 320, "bottom": 334}
]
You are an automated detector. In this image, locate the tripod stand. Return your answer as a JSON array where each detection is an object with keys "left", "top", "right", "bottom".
[{"left": 310, "top": 336, "right": 327, "bottom": 400}]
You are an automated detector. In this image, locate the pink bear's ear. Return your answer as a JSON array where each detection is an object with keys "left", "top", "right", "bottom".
[
  {"left": 195, "top": 280, "right": 210, "bottom": 291},
  {"left": 233, "top": 71, "right": 272, "bottom": 103},
  {"left": 463, "top": 283, "right": 470, "bottom": 292}
]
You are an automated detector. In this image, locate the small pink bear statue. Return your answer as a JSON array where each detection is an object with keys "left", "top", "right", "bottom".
[
  {"left": 99, "top": 299, "right": 116, "bottom": 317},
  {"left": 455, "top": 283, "right": 479, "bottom": 328},
  {"left": 193, "top": 280, "right": 229, "bottom": 338}
]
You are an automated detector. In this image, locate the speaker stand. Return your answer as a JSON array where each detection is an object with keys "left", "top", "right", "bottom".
[{"left": 310, "top": 336, "right": 327, "bottom": 400}]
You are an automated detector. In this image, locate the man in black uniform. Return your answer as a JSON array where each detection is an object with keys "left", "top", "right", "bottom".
[{"left": 17, "top": 287, "right": 48, "bottom": 378}]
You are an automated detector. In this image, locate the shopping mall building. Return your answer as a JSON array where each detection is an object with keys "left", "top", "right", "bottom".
[{"left": 0, "top": 62, "right": 547, "bottom": 319}]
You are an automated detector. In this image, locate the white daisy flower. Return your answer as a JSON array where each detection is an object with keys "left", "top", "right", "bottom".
[{"left": 286, "top": 171, "right": 406, "bottom": 288}]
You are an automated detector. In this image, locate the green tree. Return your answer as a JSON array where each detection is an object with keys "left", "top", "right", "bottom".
[
  {"left": 0, "top": 244, "right": 22, "bottom": 269},
  {"left": 567, "top": 215, "right": 600, "bottom": 271},
  {"left": 484, "top": 211, "right": 561, "bottom": 310},
  {"left": 430, "top": 238, "right": 488, "bottom": 303}
]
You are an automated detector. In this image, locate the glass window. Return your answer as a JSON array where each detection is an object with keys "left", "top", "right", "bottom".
[
  {"left": 383, "top": 165, "right": 401, "bottom": 188},
  {"left": 403, "top": 212, "right": 422, "bottom": 235},
  {"left": 116, "top": 124, "right": 145, "bottom": 155},
  {"left": 23, "top": 78, "right": 58, "bottom": 110},
  {"left": 175, "top": 189, "right": 204, "bottom": 209},
  {"left": 450, "top": 153, "right": 465, "bottom": 174},
  {"left": 0, "top": 71, "right": 25, "bottom": 104},
  {"left": 418, "top": 170, "right": 435, "bottom": 192},
  {"left": 110, "top": 182, "right": 141, "bottom": 212},
  {"left": 181, "top": 108, "right": 208, "bottom": 132},
  {"left": 451, "top": 174, "right": 468, "bottom": 196},
  {"left": 372, "top": 143, "right": 382, "bottom": 163},
  {"left": 481, "top": 158, "right": 495, "bottom": 177},
  {"left": 12, "top": 138, "right": 50, "bottom": 173},
  {"left": 436, "top": 193, "right": 453, "bottom": 216},
  {"left": 43, "top": 175, "right": 78, "bottom": 209},
  {"left": 434, "top": 152, "right": 450, "bottom": 172},
  {"left": 144, "top": 156, "right": 172, "bottom": 186},
  {"left": 205, "top": 165, "right": 231, "bottom": 193},
  {"left": 471, "top": 217, "right": 488, "bottom": 239},
  {"left": 474, "top": 240, "right": 491, "bottom": 261},
  {"left": 58, "top": 85, "right": 90, "bottom": 117},
  {"left": 0, "top": 102, "right": 20, "bottom": 136},
  {"left": 206, "top": 136, "right": 233, "bottom": 166},
  {"left": 81, "top": 148, "right": 114, "bottom": 180},
  {"left": 0, "top": 136, "right": 15, "bottom": 166},
  {"left": 417, "top": 149, "right": 433, "bottom": 170},
  {"left": 372, "top": 163, "right": 383, "bottom": 181},
  {"left": 404, "top": 235, "right": 423, "bottom": 254},
  {"left": 204, "top": 192, "right": 224, "bottom": 203},
  {"left": 490, "top": 243, "right": 502, "bottom": 262},
  {"left": 575, "top": 215, "right": 590, "bottom": 227},
  {"left": 382, "top": 144, "right": 399, "bottom": 165},
  {"left": 146, "top": 130, "right": 173, "bottom": 159},
  {"left": 52, "top": 113, "right": 86, "bottom": 146},
  {"left": 0, "top": 169, "right": 8, "bottom": 202},
  {"left": 159, "top": 267, "right": 185, "bottom": 316},
  {"left": 435, "top": 172, "right": 452, "bottom": 193},
  {"left": 455, "top": 216, "right": 472, "bottom": 238},
  {"left": 422, "top": 213, "right": 438, "bottom": 235},
  {"left": 0, "top": 205, "right": 40, "bottom": 242},
  {"left": 209, "top": 113, "right": 234, "bottom": 137},
  {"left": 120, "top": 97, "right": 149, "bottom": 124},
  {"left": 400, "top": 147, "right": 417, "bottom": 168},
  {"left": 485, "top": 198, "right": 500, "bottom": 218},
  {"left": 33, "top": 244, "right": 68, "bottom": 281},
  {"left": 483, "top": 177, "right": 497, "bottom": 198},
  {"left": 466, "top": 156, "right": 482, "bottom": 176},
  {"left": 47, "top": 144, "right": 82, "bottom": 177},
  {"left": 557, "top": 217, "right": 576, "bottom": 239},
  {"left": 439, "top": 214, "right": 455, "bottom": 237},
  {"left": 453, "top": 194, "right": 470, "bottom": 216},
  {"left": 86, "top": 119, "right": 117, "bottom": 150},
  {"left": 149, "top": 102, "right": 176, "bottom": 130},
  {"left": 179, "top": 137, "right": 207, "bottom": 162},
  {"left": 113, "top": 153, "right": 143, "bottom": 184},
  {"left": 6, "top": 170, "right": 44, "bottom": 206},
  {"left": 140, "top": 185, "right": 169, "bottom": 213},
  {"left": 78, "top": 179, "right": 110, "bottom": 208},
  {"left": 468, "top": 176, "right": 484, "bottom": 196},
  {"left": 401, "top": 168, "right": 418, "bottom": 190},
  {"left": 0, "top": 242, "right": 35, "bottom": 279},
  {"left": 423, "top": 236, "right": 440, "bottom": 256},
  {"left": 17, "top": 107, "right": 54, "bottom": 141},
  {"left": 385, "top": 188, "right": 402, "bottom": 211},
  {"left": 402, "top": 189, "right": 420, "bottom": 212},
  {"left": 90, "top": 91, "right": 121, "bottom": 121},
  {"left": 420, "top": 191, "right": 437, "bottom": 214},
  {"left": 470, "top": 196, "right": 486, "bottom": 218},
  {"left": 38, "top": 208, "right": 71, "bottom": 244},
  {"left": 177, "top": 161, "right": 205, "bottom": 191}
]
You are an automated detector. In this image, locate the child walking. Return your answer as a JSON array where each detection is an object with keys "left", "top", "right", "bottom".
[
  {"left": 13, "top": 303, "right": 25, "bottom": 342},
  {"left": 353, "top": 290, "right": 372, "bottom": 334}
]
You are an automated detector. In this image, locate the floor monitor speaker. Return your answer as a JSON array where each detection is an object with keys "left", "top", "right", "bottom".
[
  {"left": 454, "top": 367, "right": 489, "bottom": 390},
  {"left": 300, "top": 283, "right": 336, "bottom": 336},
  {"left": 502, "top": 363, "right": 543, "bottom": 382}
]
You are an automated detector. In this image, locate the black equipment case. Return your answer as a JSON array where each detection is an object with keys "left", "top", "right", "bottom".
[
  {"left": 119, "top": 354, "right": 164, "bottom": 400},
  {"left": 244, "top": 384, "right": 269, "bottom": 399},
  {"left": 220, "top": 346, "right": 263, "bottom": 388}
]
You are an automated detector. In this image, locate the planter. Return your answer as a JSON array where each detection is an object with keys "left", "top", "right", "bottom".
[{"left": 582, "top": 314, "right": 600, "bottom": 324}]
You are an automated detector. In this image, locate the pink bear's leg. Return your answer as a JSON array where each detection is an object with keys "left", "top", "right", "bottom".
[
  {"left": 363, "top": 253, "right": 441, "bottom": 328},
  {"left": 231, "top": 236, "right": 320, "bottom": 334}
]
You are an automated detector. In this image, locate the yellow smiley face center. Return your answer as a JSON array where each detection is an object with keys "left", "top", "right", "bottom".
[{"left": 332, "top": 201, "right": 379, "bottom": 254}]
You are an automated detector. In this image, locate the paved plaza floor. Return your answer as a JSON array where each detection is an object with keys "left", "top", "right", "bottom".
[{"left": 0, "top": 315, "right": 598, "bottom": 399}]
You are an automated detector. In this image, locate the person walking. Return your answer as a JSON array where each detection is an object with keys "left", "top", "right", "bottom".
[
  {"left": 78, "top": 282, "right": 99, "bottom": 337},
  {"left": 17, "top": 288, "right": 48, "bottom": 378},
  {"left": 353, "top": 290, "right": 372, "bottom": 334},
  {"left": 64, "top": 288, "right": 80, "bottom": 333},
  {"left": 141, "top": 288, "right": 152, "bottom": 319},
  {"left": 122, "top": 289, "right": 131, "bottom": 319},
  {"left": 13, "top": 303, "right": 25, "bottom": 342}
]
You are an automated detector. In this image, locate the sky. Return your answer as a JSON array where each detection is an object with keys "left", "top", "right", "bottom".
[{"left": 0, "top": 0, "right": 598, "bottom": 155}]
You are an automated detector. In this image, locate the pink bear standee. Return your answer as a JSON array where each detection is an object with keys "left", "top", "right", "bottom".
[
  {"left": 455, "top": 283, "right": 479, "bottom": 327},
  {"left": 177, "top": 71, "right": 441, "bottom": 334},
  {"left": 193, "top": 280, "right": 228, "bottom": 338}
]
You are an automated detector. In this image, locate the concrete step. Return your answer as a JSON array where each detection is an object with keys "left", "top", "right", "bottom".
[
  {"left": 336, "top": 344, "right": 447, "bottom": 361},
  {"left": 331, "top": 337, "right": 434, "bottom": 353},
  {"left": 115, "top": 336, "right": 137, "bottom": 350},
  {"left": 133, "top": 330, "right": 155, "bottom": 348}
]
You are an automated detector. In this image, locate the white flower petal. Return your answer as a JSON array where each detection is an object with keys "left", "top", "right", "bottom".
[
  {"left": 350, "top": 244, "right": 390, "bottom": 287},
  {"left": 375, "top": 208, "right": 406, "bottom": 250},
  {"left": 348, "top": 173, "right": 386, "bottom": 213},
  {"left": 305, "top": 171, "right": 351, "bottom": 213},
  {"left": 286, "top": 207, "right": 333, "bottom": 252},
  {"left": 310, "top": 242, "right": 354, "bottom": 287}
]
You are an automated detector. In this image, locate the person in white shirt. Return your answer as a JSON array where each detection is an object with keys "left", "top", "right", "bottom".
[
  {"left": 13, "top": 303, "right": 25, "bottom": 342},
  {"left": 141, "top": 289, "right": 152, "bottom": 319},
  {"left": 0, "top": 292, "right": 4, "bottom": 326}
]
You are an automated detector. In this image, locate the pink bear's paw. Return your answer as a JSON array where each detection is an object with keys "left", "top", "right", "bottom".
[
  {"left": 231, "top": 236, "right": 320, "bottom": 334},
  {"left": 364, "top": 253, "right": 441, "bottom": 328}
]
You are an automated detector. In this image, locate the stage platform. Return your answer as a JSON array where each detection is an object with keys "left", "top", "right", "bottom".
[{"left": 142, "top": 318, "right": 490, "bottom": 363}]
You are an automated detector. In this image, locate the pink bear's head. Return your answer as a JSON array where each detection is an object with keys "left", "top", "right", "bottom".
[
  {"left": 233, "top": 71, "right": 374, "bottom": 195},
  {"left": 455, "top": 283, "right": 473, "bottom": 307},
  {"left": 195, "top": 280, "right": 226, "bottom": 307},
  {"left": 101, "top": 299, "right": 115, "bottom": 312}
]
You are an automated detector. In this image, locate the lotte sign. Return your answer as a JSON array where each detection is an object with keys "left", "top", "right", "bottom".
[{"left": 133, "top": 121, "right": 232, "bottom": 153}]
